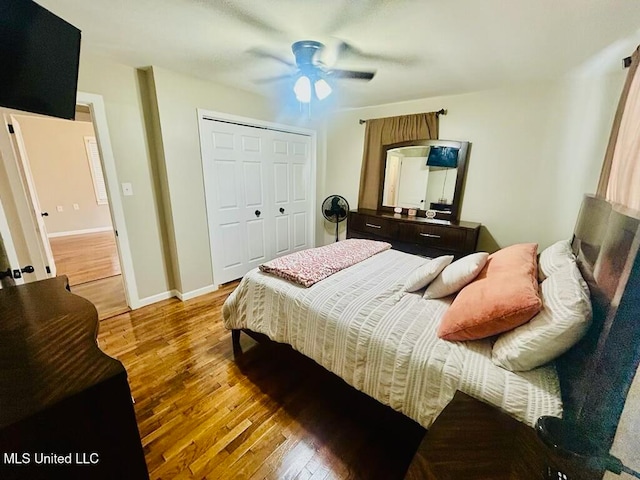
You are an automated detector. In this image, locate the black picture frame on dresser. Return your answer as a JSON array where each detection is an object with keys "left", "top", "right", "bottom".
[{"left": 347, "top": 209, "right": 480, "bottom": 259}]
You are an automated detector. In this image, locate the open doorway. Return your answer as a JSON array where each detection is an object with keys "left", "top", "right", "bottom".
[{"left": 9, "top": 105, "right": 129, "bottom": 319}]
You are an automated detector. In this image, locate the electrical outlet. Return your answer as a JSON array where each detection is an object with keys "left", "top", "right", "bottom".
[
  {"left": 73, "top": 203, "right": 79, "bottom": 210},
  {"left": 56, "top": 205, "right": 63, "bottom": 212}
]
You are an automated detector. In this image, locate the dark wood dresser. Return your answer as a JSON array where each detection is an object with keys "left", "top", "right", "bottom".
[
  {"left": 347, "top": 209, "right": 481, "bottom": 258},
  {"left": 0, "top": 277, "right": 149, "bottom": 480},
  {"left": 405, "top": 391, "right": 602, "bottom": 480}
]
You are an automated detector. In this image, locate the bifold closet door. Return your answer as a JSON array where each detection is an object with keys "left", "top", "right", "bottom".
[
  {"left": 268, "top": 130, "right": 311, "bottom": 257},
  {"left": 201, "top": 120, "right": 271, "bottom": 284},
  {"left": 200, "top": 119, "right": 312, "bottom": 285}
]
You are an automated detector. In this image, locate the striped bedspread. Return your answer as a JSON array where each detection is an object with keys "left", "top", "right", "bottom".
[{"left": 223, "top": 249, "right": 562, "bottom": 428}]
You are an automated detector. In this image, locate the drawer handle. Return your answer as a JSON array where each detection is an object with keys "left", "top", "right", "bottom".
[
  {"left": 365, "top": 223, "right": 382, "bottom": 229},
  {"left": 419, "top": 233, "right": 441, "bottom": 238}
]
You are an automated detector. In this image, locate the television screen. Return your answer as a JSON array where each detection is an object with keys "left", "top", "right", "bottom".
[
  {"left": 0, "top": 0, "right": 81, "bottom": 120},
  {"left": 426, "top": 146, "right": 459, "bottom": 168}
]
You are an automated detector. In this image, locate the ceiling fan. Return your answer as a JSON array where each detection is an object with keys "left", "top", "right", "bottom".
[{"left": 254, "top": 40, "right": 377, "bottom": 103}]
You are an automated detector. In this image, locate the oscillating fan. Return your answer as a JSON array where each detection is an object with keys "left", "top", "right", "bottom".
[{"left": 322, "top": 195, "right": 350, "bottom": 242}]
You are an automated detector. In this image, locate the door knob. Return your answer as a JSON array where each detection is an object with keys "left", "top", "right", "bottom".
[
  {"left": 279, "top": 207, "right": 285, "bottom": 214},
  {"left": 41, "top": 212, "right": 49, "bottom": 217},
  {"left": 11, "top": 265, "right": 35, "bottom": 279},
  {"left": 255, "top": 210, "right": 261, "bottom": 217}
]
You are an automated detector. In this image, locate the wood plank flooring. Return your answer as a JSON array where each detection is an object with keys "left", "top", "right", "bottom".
[
  {"left": 97, "top": 283, "right": 425, "bottom": 479},
  {"left": 50, "top": 231, "right": 129, "bottom": 319},
  {"left": 50, "top": 231, "right": 121, "bottom": 286},
  {"left": 72, "top": 275, "right": 129, "bottom": 320}
]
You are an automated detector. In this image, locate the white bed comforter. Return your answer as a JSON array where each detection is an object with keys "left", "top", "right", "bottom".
[{"left": 223, "top": 249, "right": 562, "bottom": 428}]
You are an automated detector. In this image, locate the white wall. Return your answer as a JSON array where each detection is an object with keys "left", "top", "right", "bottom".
[
  {"left": 323, "top": 72, "right": 626, "bottom": 250},
  {"left": 76, "top": 54, "right": 171, "bottom": 300}
]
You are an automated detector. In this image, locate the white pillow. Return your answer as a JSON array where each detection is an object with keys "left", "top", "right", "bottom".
[
  {"left": 538, "top": 239, "right": 575, "bottom": 282},
  {"left": 492, "top": 261, "right": 591, "bottom": 372},
  {"left": 423, "top": 252, "right": 489, "bottom": 299},
  {"left": 403, "top": 255, "right": 454, "bottom": 292}
]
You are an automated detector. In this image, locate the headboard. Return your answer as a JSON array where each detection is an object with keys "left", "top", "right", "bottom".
[{"left": 557, "top": 194, "right": 640, "bottom": 452}]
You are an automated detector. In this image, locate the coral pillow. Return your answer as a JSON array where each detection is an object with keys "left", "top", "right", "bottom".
[
  {"left": 438, "top": 243, "right": 542, "bottom": 341},
  {"left": 403, "top": 255, "right": 454, "bottom": 293}
]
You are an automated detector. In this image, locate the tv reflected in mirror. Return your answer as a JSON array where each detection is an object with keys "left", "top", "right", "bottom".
[{"left": 378, "top": 139, "right": 469, "bottom": 222}]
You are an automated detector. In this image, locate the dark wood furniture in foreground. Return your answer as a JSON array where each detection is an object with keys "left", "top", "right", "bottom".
[
  {"left": 347, "top": 209, "right": 480, "bottom": 258},
  {"left": 0, "top": 276, "right": 148, "bottom": 480},
  {"left": 404, "top": 391, "right": 602, "bottom": 479}
]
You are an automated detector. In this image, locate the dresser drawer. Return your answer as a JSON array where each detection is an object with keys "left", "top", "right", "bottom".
[
  {"left": 399, "top": 223, "right": 467, "bottom": 251},
  {"left": 348, "top": 213, "right": 398, "bottom": 240}
]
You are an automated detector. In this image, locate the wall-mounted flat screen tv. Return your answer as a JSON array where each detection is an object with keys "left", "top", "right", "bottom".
[{"left": 0, "top": 0, "right": 81, "bottom": 120}]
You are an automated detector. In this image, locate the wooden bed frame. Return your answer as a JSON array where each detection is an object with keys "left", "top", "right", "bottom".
[
  {"left": 233, "top": 194, "right": 640, "bottom": 454},
  {"left": 557, "top": 195, "right": 640, "bottom": 452}
]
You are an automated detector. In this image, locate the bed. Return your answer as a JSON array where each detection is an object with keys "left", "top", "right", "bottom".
[{"left": 223, "top": 195, "right": 640, "bottom": 453}]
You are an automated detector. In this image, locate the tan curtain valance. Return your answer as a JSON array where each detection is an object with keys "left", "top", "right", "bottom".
[
  {"left": 358, "top": 112, "right": 439, "bottom": 210},
  {"left": 597, "top": 46, "right": 640, "bottom": 210}
]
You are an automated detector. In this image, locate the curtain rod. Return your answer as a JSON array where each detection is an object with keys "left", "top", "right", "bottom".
[{"left": 359, "top": 109, "right": 447, "bottom": 125}]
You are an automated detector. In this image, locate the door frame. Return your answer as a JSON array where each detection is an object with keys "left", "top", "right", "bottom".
[
  {"left": 75, "top": 91, "right": 139, "bottom": 308},
  {"left": 197, "top": 109, "right": 317, "bottom": 287},
  {"left": 4, "top": 92, "right": 140, "bottom": 308}
]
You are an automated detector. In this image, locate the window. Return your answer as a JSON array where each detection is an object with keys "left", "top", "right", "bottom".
[{"left": 84, "top": 136, "right": 108, "bottom": 205}]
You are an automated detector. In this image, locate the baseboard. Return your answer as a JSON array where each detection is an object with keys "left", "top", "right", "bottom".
[
  {"left": 128, "top": 284, "right": 218, "bottom": 309},
  {"left": 173, "top": 284, "right": 218, "bottom": 301},
  {"left": 48, "top": 227, "right": 113, "bottom": 238},
  {"left": 135, "top": 290, "right": 175, "bottom": 309}
]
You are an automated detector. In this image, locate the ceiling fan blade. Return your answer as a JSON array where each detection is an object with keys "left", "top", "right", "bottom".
[
  {"left": 253, "top": 74, "right": 293, "bottom": 84},
  {"left": 329, "top": 69, "right": 376, "bottom": 81},
  {"left": 336, "top": 40, "right": 416, "bottom": 66},
  {"left": 247, "top": 47, "right": 295, "bottom": 68},
  {"left": 323, "top": 0, "right": 388, "bottom": 35},
  {"left": 200, "top": 1, "right": 284, "bottom": 38}
]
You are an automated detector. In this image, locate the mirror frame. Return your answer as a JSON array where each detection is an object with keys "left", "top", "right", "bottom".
[{"left": 377, "top": 139, "right": 470, "bottom": 223}]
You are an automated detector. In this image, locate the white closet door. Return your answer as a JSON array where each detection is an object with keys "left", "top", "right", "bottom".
[
  {"left": 200, "top": 115, "right": 314, "bottom": 285},
  {"left": 201, "top": 120, "right": 271, "bottom": 284},
  {"left": 269, "top": 131, "right": 311, "bottom": 257}
]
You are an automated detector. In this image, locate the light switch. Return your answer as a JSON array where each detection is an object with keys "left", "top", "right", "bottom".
[
  {"left": 73, "top": 203, "right": 79, "bottom": 210},
  {"left": 56, "top": 205, "right": 64, "bottom": 212},
  {"left": 121, "top": 183, "right": 133, "bottom": 196}
]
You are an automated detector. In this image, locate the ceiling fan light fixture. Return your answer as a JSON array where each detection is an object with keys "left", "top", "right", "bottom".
[
  {"left": 314, "top": 78, "right": 332, "bottom": 100},
  {"left": 294, "top": 75, "right": 311, "bottom": 103}
]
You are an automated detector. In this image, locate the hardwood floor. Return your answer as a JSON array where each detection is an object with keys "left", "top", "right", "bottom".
[
  {"left": 50, "top": 231, "right": 121, "bottom": 286},
  {"left": 72, "top": 275, "right": 129, "bottom": 320},
  {"left": 97, "top": 282, "right": 424, "bottom": 479},
  {"left": 50, "top": 231, "right": 129, "bottom": 319}
]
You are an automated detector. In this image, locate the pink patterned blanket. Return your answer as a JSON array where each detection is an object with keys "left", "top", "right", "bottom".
[{"left": 259, "top": 239, "right": 392, "bottom": 287}]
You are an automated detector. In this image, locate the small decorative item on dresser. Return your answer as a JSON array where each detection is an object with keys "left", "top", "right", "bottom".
[
  {"left": 394, "top": 207, "right": 403, "bottom": 214},
  {"left": 407, "top": 208, "right": 417, "bottom": 217},
  {"left": 426, "top": 209, "right": 437, "bottom": 219}
]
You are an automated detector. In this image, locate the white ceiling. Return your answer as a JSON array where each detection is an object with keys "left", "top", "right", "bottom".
[{"left": 38, "top": 0, "right": 640, "bottom": 108}]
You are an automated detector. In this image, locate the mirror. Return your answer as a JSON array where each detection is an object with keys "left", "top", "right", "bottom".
[{"left": 378, "top": 139, "right": 469, "bottom": 222}]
